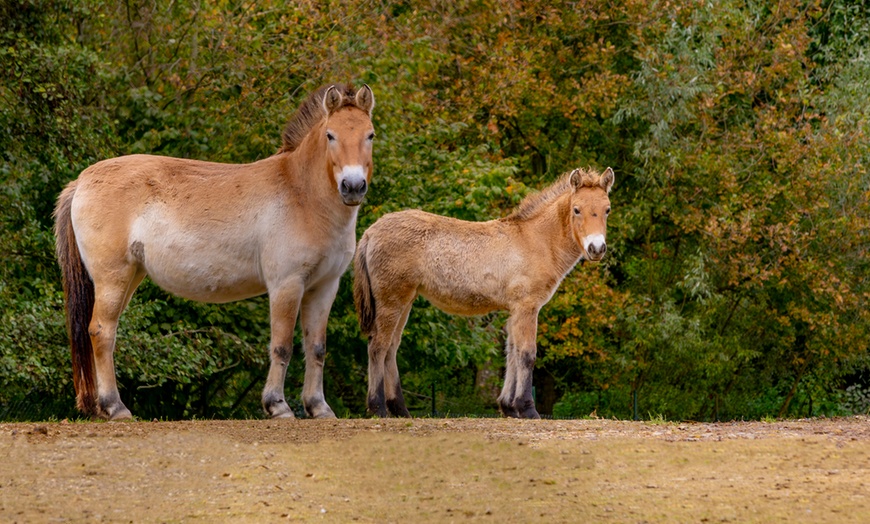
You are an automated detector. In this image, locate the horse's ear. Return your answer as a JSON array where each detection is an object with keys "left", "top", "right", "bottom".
[
  {"left": 322, "top": 85, "right": 343, "bottom": 115},
  {"left": 569, "top": 169, "right": 582, "bottom": 189},
  {"left": 355, "top": 84, "right": 375, "bottom": 116},
  {"left": 600, "top": 167, "right": 615, "bottom": 193}
]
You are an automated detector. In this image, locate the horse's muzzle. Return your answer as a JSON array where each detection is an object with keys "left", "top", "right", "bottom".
[{"left": 340, "top": 178, "right": 367, "bottom": 206}]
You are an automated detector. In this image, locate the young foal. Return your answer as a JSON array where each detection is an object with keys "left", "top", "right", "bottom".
[
  {"left": 354, "top": 167, "right": 614, "bottom": 418},
  {"left": 54, "top": 84, "right": 375, "bottom": 420}
]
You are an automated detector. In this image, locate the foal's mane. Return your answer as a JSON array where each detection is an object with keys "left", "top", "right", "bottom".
[
  {"left": 279, "top": 83, "right": 362, "bottom": 153},
  {"left": 503, "top": 168, "right": 603, "bottom": 222}
]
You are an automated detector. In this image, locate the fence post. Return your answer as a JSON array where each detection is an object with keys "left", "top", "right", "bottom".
[
  {"left": 633, "top": 389, "right": 639, "bottom": 421},
  {"left": 431, "top": 382, "right": 437, "bottom": 417}
]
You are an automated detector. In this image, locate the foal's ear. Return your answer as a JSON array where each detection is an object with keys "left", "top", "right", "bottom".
[
  {"left": 600, "top": 167, "right": 615, "bottom": 193},
  {"left": 322, "top": 85, "right": 343, "bottom": 115},
  {"left": 355, "top": 84, "right": 375, "bottom": 116},
  {"left": 569, "top": 168, "right": 583, "bottom": 189}
]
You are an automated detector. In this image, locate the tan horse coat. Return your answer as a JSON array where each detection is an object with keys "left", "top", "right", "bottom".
[
  {"left": 55, "top": 84, "right": 375, "bottom": 420},
  {"left": 354, "top": 167, "right": 614, "bottom": 418}
]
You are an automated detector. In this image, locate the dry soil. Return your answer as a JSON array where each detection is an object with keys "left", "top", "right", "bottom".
[{"left": 1, "top": 417, "right": 868, "bottom": 523}]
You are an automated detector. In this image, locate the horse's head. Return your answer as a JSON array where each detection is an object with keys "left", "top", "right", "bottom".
[
  {"left": 321, "top": 85, "right": 376, "bottom": 206},
  {"left": 568, "top": 167, "right": 614, "bottom": 261}
]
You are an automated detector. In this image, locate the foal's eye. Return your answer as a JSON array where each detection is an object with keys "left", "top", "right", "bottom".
[
  {"left": 606, "top": 207, "right": 611, "bottom": 215},
  {"left": 573, "top": 207, "right": 580, "bottom": 216},
  {"left": 367, "top": 132, "right": 375, "bottom": 141},
  {"left": 326, "top": 131, "right": 336, "bottom": 142}
]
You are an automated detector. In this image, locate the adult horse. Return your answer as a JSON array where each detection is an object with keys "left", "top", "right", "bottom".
[
  {"left": 54, "top": 84, "right": 375, "bottom": 420},
  {"left": 354, "top": 167, "right": 613, "bottom": 419}
]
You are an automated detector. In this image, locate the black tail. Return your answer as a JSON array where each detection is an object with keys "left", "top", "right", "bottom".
[
  {"left": 53, "top": 182, "right": 98, "bottom": 415},
  {"left": 353, "top": 233, "right": 376, "bottom": 337}
]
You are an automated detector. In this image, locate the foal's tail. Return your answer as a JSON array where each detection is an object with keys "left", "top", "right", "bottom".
[
  {"left": 353, "top": 233, "right": 377, "bottom": 338},
  {"left": 53, "top": 182, "right": 98, "bottom": 416}
]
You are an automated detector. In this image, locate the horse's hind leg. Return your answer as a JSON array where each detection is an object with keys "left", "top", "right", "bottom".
[
  {"left": 262, "top": 282, "right": 303, "bottom": 418},
  {"left": 299, "top": 281, "right": 338, "bottom": 419},
  {"left": 90, "top": 267, "right": 145, "bottom": 420},
  {"left": 497, "top": 330, "right": 520, "bottom": 418},
  {"left": 384, "top": 301, "right": 413, "bottom": 417},
  {"left": 367, "top": 290, "right": 415, "bottom": 417},
  {"left": 502, "top": 308, "right": 541, "bottom": 419}
]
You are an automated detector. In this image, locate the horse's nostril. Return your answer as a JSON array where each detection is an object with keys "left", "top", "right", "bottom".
[
  {"left": 341, "top": 179, "right": 350, "bottom": 192},
  {"left": 359, "top": 180, "right": 367, "bottom": 193}
]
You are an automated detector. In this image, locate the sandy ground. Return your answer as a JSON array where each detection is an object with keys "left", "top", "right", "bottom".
[{"left": 1, "top": 417, "right": 868, "bottom": 523}]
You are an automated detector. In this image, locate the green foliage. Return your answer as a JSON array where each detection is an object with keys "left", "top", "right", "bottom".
[{"left": 1, "top": 0, "right": 868, "bottom": 421}]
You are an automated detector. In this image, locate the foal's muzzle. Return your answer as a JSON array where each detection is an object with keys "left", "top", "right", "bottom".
[{"left": 583, "top": 234, "right": 607, "bottom": 261}]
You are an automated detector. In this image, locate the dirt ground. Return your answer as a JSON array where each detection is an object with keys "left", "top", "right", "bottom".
[{"left": 1, "top": 417, "right": 868, "bottom": 523}]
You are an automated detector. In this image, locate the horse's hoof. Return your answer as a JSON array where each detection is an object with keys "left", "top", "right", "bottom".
[
  {"left": 264, "top": 398, "right": 296, "bottom": 419},
  {"left": 304, "top": 400, "right": 336, "bottom": 419},
  {"left": 108, "top": 407, "right": 133, "bottom": 421},
  {"left": 98, "top": 397, "right": 132, "bottom": 421}
]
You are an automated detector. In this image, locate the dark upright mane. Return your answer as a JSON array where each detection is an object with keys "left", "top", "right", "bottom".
[
  {"left": 279, "top": 83, "right": 360, "bottom": 153},
  {"left": 503, "top": 171, "right": 573, "bottom": 222}
]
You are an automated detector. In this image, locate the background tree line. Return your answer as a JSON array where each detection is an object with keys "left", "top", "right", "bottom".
[{"left": 1, "top": 0, "right": 868, "bottom": 421}]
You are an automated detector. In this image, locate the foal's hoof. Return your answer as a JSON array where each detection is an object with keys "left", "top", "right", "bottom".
[
  {"left": 518, "top": 406, "right": 541, "bottom": 419},
  {"left": 498, "top": 398, "right": 520, "bottom": 418},
  {"left": 386, "top": 399, "right": 411, "bottom": 418}
]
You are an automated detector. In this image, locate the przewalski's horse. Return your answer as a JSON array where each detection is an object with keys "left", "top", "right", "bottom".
[
  {"left": 54, "top": 84, "right": 376, "bottom": 420},
  {"left": 354, "top": 167, "right": 614, "bottom": 419}
]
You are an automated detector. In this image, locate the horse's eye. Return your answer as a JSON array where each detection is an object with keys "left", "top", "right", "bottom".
[
  {"left": 326, "top": 131, "right": 336, "bottom": 142},
  {"left": 573, "top": 207, "right": 580, "bottom": 216},
  {"left": 367, "top": 132, "right": 375, "bottom": 141},
  {"left": 606, "top": 207, "right": 611, "bottom": 215}
]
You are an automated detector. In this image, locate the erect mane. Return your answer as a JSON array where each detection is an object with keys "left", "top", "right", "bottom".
[
  {"left": 279, "top": 83, "right": 361, "bottom": 153},
  {"left": 503, "top": 167, "right": 605, "bottom": 222}
]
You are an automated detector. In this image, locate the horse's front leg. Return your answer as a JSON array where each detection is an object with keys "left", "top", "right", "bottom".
[
  {"left": 299, "top": 281, "right": 339, "bottom": 419},
  {"left": 262, "top": 282, "right": 304, "bottom": 418},
  {"left": 505, "top": 308, "right": 542, "bottom": 419}
]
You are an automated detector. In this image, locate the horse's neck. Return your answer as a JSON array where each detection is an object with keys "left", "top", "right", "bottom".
[{"left": 525, "top": 193, "right": 584, "bottom": 271}]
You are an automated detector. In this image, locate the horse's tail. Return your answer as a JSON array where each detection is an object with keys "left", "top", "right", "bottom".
[
  {"left": 53, "top": 181, "right": 98, "bottom": 416},
  {"left": 353, "top": 232, "right": 377, "bottom": 338}
]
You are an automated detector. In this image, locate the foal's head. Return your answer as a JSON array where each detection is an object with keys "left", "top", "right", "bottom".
[
  {"left": 568, "top": 167, "right": 614, "bottom": 261},
  {"left": 281, "top": 84, "right": 376, "bottom": 206}
]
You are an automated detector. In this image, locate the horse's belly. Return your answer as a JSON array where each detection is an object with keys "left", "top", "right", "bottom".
[
  {"left": 139, "top": 234, "right": 265, "bottom": 303},
  {"left": 420, "top": 282, "right": 504, "bottom": 317}
]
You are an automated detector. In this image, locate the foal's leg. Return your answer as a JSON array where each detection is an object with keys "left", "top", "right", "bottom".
[
  {"left": 89, "top": 267, "right": 145, "bottom": 420},
  {"left": 262, "top": 282, "right": 303, "bottom": 418},
  {"left": 383, "top": 301, "right": 413, "bottom": 417},
  {"left": 506, "top": 308, "right": 541, "bottom": 419},
  {"left": 497, "top": 328, "right": 520, "bottom": 418},
  {"left": 367, "top": 291, "right": 415, "bottom": 417},
  {"left": 299, "top": 281, "right": 339, "bottom": 419}
]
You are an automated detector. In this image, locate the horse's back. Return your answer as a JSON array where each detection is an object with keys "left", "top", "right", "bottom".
[
  {"left": 363, "top": 209, "right": 517, "bottom": 315},
  {"left": 67, "top": 154, "right": 294, "bottom": 302}
]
